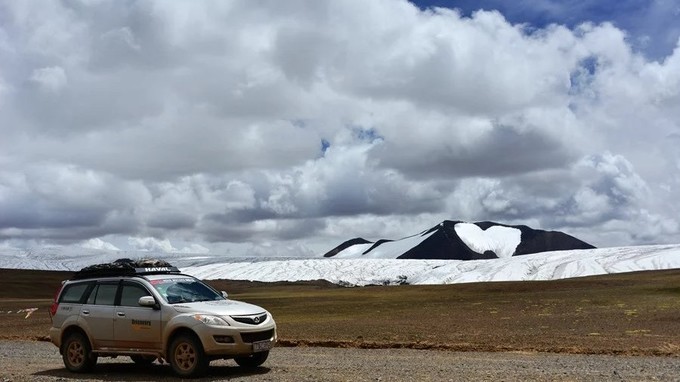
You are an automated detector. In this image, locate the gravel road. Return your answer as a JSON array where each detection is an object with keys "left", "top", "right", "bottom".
[{"left": 1, "top": 340, "right": 680, "bottom": 381}]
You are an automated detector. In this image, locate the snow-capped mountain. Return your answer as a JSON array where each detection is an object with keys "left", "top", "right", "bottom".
[
  {"left": 323, "top": 220, "right": 595, "bottom": 259},
  {"left": 0, "top": 222, "right": 674, "bottom": 286}
]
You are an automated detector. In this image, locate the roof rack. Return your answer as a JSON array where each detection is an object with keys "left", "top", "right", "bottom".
[{"left": 72, "top": 258, "right": 181, "bottom": 280}]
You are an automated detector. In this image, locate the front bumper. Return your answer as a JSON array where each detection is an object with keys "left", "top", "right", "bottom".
[{"left": 193, "top": 322, "right": 277, "bottom": 357}]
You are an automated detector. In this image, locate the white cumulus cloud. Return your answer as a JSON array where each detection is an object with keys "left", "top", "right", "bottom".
[{"left": 0, "top": 0, "right": 678, "bottom": 256}]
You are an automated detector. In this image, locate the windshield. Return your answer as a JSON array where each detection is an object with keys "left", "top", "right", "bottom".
[{"left": 150, "top": 277, "right": 224, "bottom": 304}]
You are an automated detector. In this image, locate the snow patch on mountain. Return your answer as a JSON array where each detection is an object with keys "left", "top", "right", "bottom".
[
  {"left": 334, "top": 230, "right": 436, "bottom": 259},
  {"left": 454, "top": 222, "right": 521, "bottom": 258}
]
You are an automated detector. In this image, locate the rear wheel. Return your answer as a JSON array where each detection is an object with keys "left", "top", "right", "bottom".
[
  {"left": 62, "top": 332, "right": 97, "bottom": 372},
  {"left": 234, "top": 351, "right": 269, "bottom": 368},
  {"left": 169, "top": 334, "right": 208, "bottom": 378}
]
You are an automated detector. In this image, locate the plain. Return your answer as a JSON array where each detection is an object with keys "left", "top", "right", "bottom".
[{"left": 1, "top": 268, "right": 679, "bottom": 356}]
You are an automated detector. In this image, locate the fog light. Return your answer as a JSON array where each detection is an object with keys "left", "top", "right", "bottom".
[{"left": 214, "top": 335, "right": 235, "bottom": 343}]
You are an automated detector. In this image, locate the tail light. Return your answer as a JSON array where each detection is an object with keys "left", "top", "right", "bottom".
[{"left": 48, "top": 282, "right": 64, "bottom": 320}]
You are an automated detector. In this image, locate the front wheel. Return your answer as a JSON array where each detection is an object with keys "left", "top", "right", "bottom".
[
  {"left": 62, "top": 332, "right": 97, "bottom": 372},
  {"left": 169, "top": 334, "right": 208, "bottom": 378},
  {"left": 234, "top": 351, "right": 269, "bottom": 368}
]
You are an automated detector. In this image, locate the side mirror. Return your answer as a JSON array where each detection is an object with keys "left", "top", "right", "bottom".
[
  {"left": 221, "top": 291, "right": 228, "bottom": 299},
  {"left": 139, "top": 296, "right": 159, "bottom": 309}
]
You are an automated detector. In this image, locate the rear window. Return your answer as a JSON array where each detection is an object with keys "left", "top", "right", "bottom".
[{"left": 59, "top": 283, "right": 91, "bottom": 304}]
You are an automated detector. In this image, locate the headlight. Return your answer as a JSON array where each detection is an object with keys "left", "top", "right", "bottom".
[{"left": 193, "top": 314, "right": 230, "bottom": 326}]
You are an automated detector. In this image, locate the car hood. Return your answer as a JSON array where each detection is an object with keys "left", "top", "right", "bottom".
[{"left": 172, "top": 299, "right": 266, "bottom": 316}]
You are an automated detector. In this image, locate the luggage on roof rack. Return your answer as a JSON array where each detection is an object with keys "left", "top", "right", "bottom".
[{"left": 72, "top": 258, "right": 180, "bottom": 280}]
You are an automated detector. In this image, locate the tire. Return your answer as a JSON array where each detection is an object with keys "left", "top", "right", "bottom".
[
  {"left": 169, "top": 334, "right": 208, "bottom": 378},
  {"left": 234, "top": 350, "right": 269, "bottom": 368},
  {"left": 130, "top": 355, "right": 156, "bottom": 365},
  {"left": 62, "top": 332, "right": 97, "bottom": 373}
]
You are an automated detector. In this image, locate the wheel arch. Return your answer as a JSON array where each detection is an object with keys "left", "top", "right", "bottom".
[
  {"left": 165, "top": 326, "right": 201, "bottom": 358},
  {"left": 60, "top": 325, "right": 91, "bottom": 354}
]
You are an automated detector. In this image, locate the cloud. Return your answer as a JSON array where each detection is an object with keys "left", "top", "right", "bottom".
[
  {"left": 444, "top": 152, "right": 677, "bottom": 246},
  {"left": 0, "top": 164, "right": 148, "bottom": 242},
  {"left": 128, "top": 237, "right": 176, "bottom": 253},
  {"left": 0, "top": 0, "right": 679, "bottom": 255},
  {"left": 373, "top": 122, "right": 575, "bottom": 178},
  {"left": 80, "top": 238, "right": 120, "bottom": 251},
  {"left": 30, "top": 66, "right": 67, "bottom": 93}
]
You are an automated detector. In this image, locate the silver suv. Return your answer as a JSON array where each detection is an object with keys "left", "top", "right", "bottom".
[{"left": 48, "top": 259, "right": 277, "bottom": 378}]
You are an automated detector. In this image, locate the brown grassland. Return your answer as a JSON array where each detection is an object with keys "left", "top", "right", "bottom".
[{"left": 1, "top": 268, "right": 679, "bottom": 356}]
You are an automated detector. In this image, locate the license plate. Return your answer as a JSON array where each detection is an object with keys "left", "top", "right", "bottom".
[{"left": 252, "top": 340, "right": 272, "bottom": 353}]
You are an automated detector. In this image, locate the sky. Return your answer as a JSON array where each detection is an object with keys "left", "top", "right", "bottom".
[{"left": 1, "top": 0, "right": 679, "bottom": 257}]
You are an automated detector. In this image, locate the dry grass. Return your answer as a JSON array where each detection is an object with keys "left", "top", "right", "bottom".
[{"left": 2, "top": 268, "right": 680, "bottom": 355}]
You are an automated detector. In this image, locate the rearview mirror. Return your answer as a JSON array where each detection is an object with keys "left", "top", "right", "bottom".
[
  {"left": 138, "top": 296, "right": 158, "bottom": 309},
  {"left": 221, "top": 291, "right": 228, "bottom": 299}
]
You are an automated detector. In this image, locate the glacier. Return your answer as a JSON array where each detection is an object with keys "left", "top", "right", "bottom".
[{"left": 1, "top": 244, "right": 679, "bottom": 286}]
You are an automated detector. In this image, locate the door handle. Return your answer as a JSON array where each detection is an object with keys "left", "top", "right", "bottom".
[
  {"left": 81, "top": 310, "right": 90, "bottom": 315},
  {"left": 117, "top": 312, "right": 126, "bottom": 317}
]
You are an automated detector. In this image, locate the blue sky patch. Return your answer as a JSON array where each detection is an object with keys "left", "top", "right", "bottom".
[{"left": 411, "top": 0, "right": 680, "bottom": 60}]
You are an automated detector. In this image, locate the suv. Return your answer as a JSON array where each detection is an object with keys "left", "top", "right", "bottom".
[{"left": 48, "top": 259, "right": 277, "bottom": 378}]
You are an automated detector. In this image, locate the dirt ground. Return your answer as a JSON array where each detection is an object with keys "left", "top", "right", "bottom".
[
  {"left": 4, "top": 339, "right": 680, "bottom": 381},
  {"left": 2, "top": 268, "right": 680, "bottom": 356}
]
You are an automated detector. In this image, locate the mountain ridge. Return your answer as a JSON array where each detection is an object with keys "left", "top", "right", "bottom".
[{"left": 323, "top": 220, "right": 595, "bottom": 259}]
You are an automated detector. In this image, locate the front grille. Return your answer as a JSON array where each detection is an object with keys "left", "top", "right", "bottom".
[
  {"left": 231, "top": 313, "right": 267, "bottom": 325},
  {"left": 240, "top": 329, "right": 274, "bottom": 343}
]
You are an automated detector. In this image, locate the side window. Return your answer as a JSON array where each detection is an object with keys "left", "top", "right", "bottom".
[
  {"left": 120, "top": 283, "right": 152, "bottom": 307},
  {"left": 86, "top": 285, "right": 97, "bottom": 305},
  {"left": 59, "top": 283, "right": 91, "bottom": 304},
  {"left": 88, "top": 283, "right": 118, "bottom": 306}
]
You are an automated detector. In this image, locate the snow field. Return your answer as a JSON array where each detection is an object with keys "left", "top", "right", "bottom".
[{"left": 2, "top": 244, "right": 679, "bottom": 286}]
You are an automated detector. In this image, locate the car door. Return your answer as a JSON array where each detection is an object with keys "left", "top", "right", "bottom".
[
  {"left": 80, "top": 282, "right": 118, "bottom": 348},
  {"left": 113, "top": 281, "right": 162, "bottom": 350}
]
